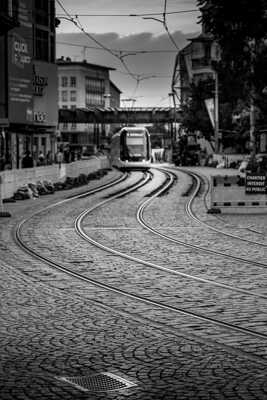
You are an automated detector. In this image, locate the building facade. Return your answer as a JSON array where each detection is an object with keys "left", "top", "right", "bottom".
[
  {"left": 175, "top": 32, "right": 219, "bottom": 105},
  {"left": 0, "top": 0, "right": 58, "bottom": 171},
  {"left": 57, "top": 58, "right": 121, "bottom": 158}
]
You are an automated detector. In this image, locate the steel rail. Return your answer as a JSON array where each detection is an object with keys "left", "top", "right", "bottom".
[
  {"left": 141, "top": 166, "right": 267, "bottom": 268},
  {"left": 183, "top": 168, "right": 267, "bottom": 247},
  {"left": 136, "top": 169, "right": 267, "bottom": 299},
  {"left": 74, "top": 171, "right": 267, "bottom": 341},
  {"left": 14, "top": 169, "right": 267, "bottom": 343}
]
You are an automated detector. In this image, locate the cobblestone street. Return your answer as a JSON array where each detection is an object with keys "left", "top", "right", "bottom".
[{"left": 0, "top": 166, "right": 267, "bottom": 400}]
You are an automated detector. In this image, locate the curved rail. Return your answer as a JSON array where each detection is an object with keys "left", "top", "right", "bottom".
[
  {"left": 138, "top": 167, "right": 267, "bottom": 269},
  {"left": 14, "top": 168, "right": 267, "bottom": 345},
  {"left": 183, "top": 169, "right": 267, "bottom": 248},
  {"left": 74, "top": 170, "right": 267, "bottom": 341}
]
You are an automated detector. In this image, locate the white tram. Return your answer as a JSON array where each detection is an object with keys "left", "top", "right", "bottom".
[{"left": 110, "top": 126, "right": 151, "bottom": 169}]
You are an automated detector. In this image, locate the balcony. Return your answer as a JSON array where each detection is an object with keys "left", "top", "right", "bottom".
[{"left": 191, "top": 57, "right": 211, "bottom": 70}]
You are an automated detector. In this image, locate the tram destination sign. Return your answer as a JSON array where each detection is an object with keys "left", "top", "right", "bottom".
[{"left": 245, "top": 174, "right": 267, "bottom": 194}]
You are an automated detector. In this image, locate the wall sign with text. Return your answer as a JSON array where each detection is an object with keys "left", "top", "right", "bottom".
[{"left": 245, "top": 174, "right": 267, "bottom": 194}]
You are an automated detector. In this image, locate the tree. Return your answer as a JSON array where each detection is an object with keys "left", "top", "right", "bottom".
[
  {"left": 197, "top": 0, "right": 267, "bottom": 56},
  {"left": 180, "top": 79, "right": 214, "bottom": 139},
  {"left": 197, "top": 0, "right": 267, "bottom": 153}
]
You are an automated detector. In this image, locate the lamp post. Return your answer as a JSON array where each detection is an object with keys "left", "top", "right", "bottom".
[
  {"left": 168, "top": 91, "right": 177, "bottom": 162},
  {"left": 103, "top": 93, "right": 111, "bottom": 141}
]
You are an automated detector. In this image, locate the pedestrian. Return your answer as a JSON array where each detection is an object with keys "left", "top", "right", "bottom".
[
  {"left": 38, "top": 151, "right": 45, "bottom": 166},
  {"left": 46, "top": 150, "right": 52, "bottom": 165},
  {"left": 22, "top": 151, "right": 33, "bottom": 168},
  {"left": 56, "top": 149, "right": 63, "bottom": 168}
]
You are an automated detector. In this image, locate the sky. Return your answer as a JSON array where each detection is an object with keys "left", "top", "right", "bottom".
[{"left": 55, "top": 0, "right": 201, "bottom": 107}]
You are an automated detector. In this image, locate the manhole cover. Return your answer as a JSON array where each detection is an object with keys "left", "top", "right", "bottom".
[{"left": 58, "top": 372, "right": 137, "bottom": 392}]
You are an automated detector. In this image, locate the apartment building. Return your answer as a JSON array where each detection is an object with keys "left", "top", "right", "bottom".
[
  {"left": 57, "top": 57, "right": 121, "bottom": 157},
  {"left": 0, "top": 0, "right": 59, "bottom": 170}
]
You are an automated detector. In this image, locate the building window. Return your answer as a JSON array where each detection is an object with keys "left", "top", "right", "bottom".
[
  {"left": 34, "top": 0, "right": 49, "bottom": 26},
  {"left": 50, "top": 35, "right": 55, "bottom": 63},
  {"left": 85, "top": 93, "right": 104, "bottom": 106},
  {"left": 49, "top": 0, "right": 55, "bottom": 31},
  {"left": 35, "top": 28, "right": 49, "bottom": 61},
  {"left": 71, "top": 123, "right": 76, "bottom": 130},
  {"left": 61, "top": 90, "right": 68, "bottom": 102},
  {"left": 62, "top": 123, "right": 68, "bottom": 130},
  {"left": 70, "top": 76, "right": 76, "bottom": 87},
  {"left": 70, "top": 105, "right": 76, "bottom": 110},
  {"left": 85, "top": 77, "right": 105, "bottom": 106},
  {"left": 61, "top": 76, "right": 68, "bottom": 87},
  {"left": 70, "top": 90, "right": 76, "bottom": 102},
  {"left": 62, "top": 105, "right": 68, "bottom": 109}
]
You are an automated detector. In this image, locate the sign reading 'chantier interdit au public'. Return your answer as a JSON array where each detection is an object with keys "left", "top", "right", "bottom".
[{"left": 245, "top": 174, "right": 267, "bottom": 194}]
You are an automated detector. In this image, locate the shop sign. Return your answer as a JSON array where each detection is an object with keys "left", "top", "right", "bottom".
[
  {"left": 8, "top": 0, "right": 33, "bottom": 124},
  {"left": 33, "top": 65, "right": 48, "bottom": 96},
  {"left": 245, "top": 174, "right": 267, "bottom": 194},
  {"left": 33, "top": 61, "right": 58, "bottom": 126},
  {"left": 34, "top": 111, "right": 47, "bottom": 123}
]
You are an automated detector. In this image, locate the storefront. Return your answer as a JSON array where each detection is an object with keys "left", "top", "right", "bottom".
[{"left": 2, "top": 0, "right": 58, "bottom": 170}]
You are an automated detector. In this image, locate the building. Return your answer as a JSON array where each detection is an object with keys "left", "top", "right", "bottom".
[
  {"left": 0, "top": 0, "right": 19, "bottom": 170},
  {"left": 57, "top": 58, "right": 121, "bottom": 158},
  {"left": 174, "top": 31, "right": 219, "bottom": 105},
  {"left": 172, "top": 17, "right": 221, "bottom": 151},
  {"left": 0, "top": 0, "right": 58, "bottom": 171}
]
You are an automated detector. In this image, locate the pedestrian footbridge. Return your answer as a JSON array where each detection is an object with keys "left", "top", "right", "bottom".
[{"left": 59, "top": 107, "right": 181, "bottom": 124}]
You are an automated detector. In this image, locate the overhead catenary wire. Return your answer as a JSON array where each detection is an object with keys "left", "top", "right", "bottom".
[
  {"left": 143, "top": 0, "right": 180, "bottom": 51},
  {"left": 55, "top": 0, "right": 193, "bottom": 104},
  {"left": 56, "top": 9, "right": 198, "bottom": 17},
  {"left": 56, "top": 0, "right": 137, "bottom": 81},
  {"left": 56, "top": 40, "right": 178, "bottom": 54}
]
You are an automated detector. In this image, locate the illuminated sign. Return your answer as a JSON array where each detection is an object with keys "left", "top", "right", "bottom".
[
  {"left": 8, "top": 0, "right": 33, "bottom": 124},
  {"left": 33, "top": 74, "right": 48, "bottom": 96},
  {"left": 34, "top": 111, "right": 47, "bottom": 123},
  {"left": 12, "top": 34, "right": 31, "bottom": 68}
]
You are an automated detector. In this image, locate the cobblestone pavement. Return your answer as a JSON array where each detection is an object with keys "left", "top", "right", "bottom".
[{"left": 1, "top": 165, "right": 267, "bottom": 399}]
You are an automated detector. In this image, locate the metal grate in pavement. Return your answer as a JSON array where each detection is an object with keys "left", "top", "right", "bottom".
[{"left": 58, "top": 372, "right": 137, "bottom": 392}]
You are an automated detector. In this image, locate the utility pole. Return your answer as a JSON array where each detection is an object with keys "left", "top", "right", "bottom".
[
  {"left": 214, "top": 70, "right": 220, "bottom": 153},
  {"left": 249, "top": 39, "right": 257, "bottom": 160}
]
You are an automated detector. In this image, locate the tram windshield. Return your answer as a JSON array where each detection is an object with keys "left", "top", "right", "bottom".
[{"left": 125, "top": 134, "right": 146, "bottom": 160}]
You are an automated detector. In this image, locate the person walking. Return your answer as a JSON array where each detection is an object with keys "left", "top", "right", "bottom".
[{"left": 56, "top": 149, "right": 63, "bottom": 168}]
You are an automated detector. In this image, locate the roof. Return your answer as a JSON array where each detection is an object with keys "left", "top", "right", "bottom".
[
  {"left": 188, "top": 32, "right": 214, "bottom": 42},
  {"left": 56, "top": 58, "right": 115, "bottom": 71},
  {"left": 109, "top": 80, "right": 122, "bottom": 94}
]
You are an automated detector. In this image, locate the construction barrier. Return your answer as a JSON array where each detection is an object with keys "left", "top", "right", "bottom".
[{"left": 209, "top": 174, "right": 267, "bottom": 214}]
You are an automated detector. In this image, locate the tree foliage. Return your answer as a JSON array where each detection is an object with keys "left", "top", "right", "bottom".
[
  {"left": 197, "top": 0, "right": 267, "bottom": 133},
  {"left": 180, "top": 79, "right": 214, "bottom": 139},
  {"left": 197, "top": 0, "right": 267, "bottom": 91},
  {"left": 197, "top": 0, "right": 267, "bottom": 52}
]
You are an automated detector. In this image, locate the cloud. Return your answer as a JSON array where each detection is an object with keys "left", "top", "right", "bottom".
[{"left": 56, "top": 30, "right": 199, "bottom": 106}]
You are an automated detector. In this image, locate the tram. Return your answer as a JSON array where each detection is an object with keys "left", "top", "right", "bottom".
[{"left": 110, "top": 126, "right": 151, "bottom": 169}]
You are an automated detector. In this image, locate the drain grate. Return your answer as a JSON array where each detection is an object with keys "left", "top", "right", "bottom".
[{"left": 58, "top": 372, "right": 137, "bottom": 392}]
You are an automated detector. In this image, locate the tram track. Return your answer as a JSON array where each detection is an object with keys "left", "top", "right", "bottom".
[
  {"left": 14, "top": 167, "right": 267, "bottom": 361},
  {"left": 138, "top": 167, "right": 267, "bottom": 268},
  {"left": 178, "top": 167, "right": 267, "bottom": 247},
  {"left": 73, "top": 169, "right": 267, "bottom": 342}
]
